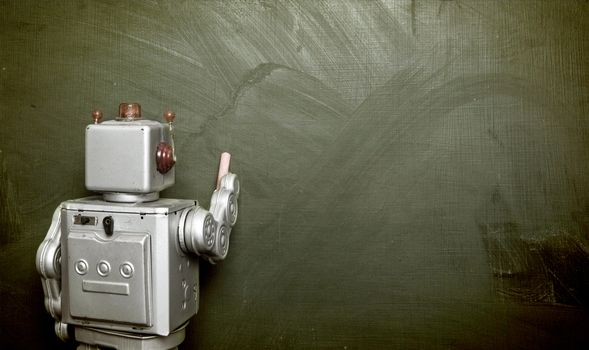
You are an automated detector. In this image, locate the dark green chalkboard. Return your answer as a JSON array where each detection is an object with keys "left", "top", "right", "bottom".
[{"left": 1, "top": 1, "right": 589, "bottom": 349}]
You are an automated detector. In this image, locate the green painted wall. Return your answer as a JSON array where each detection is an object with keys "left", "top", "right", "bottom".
[{"left": 1, "top": 1, "right": 588, "bottom": 348}]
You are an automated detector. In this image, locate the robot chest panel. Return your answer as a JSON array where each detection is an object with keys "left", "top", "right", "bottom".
[{"left": 66, "top": 228, "right": 152, "bottom": 326}]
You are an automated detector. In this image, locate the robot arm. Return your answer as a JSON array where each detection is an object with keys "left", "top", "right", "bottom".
[
  {"left": 35, "top": 206, "right": 70, "bottom": 341},
  {"left": 179, "top": 152, "right": 240, "bottom": 263}
]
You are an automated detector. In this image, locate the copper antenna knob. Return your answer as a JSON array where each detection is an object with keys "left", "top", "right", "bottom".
[
  {"left": 163, "top": 111, "right": 176, "bottom": 123},
  {"left": 92, "top": 110, "right": 103, "bottom": 124},
  {"left": 119, "top": 102, "right": 141, "bottom": 120}
]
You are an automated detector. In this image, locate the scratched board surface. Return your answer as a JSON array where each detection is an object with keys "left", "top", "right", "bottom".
[{"left": 1, "top": 1, "right": 589, "bottom": 349}]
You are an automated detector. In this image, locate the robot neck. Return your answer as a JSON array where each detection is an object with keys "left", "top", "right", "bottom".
[{"left": 102, "top": 192, "right": 160, "bottom": 203}]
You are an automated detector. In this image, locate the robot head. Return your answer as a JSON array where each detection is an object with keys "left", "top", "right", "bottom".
[{"left": 85, "top": 103, "right": 176, "bottom": 202}]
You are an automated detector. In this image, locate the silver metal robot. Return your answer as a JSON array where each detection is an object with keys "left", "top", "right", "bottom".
[{"left": 36, "top": 103, "right": 240, "bottom": 349}]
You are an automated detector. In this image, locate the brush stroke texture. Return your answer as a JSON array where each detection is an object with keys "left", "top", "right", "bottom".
[{"left": 1, "top": 1, "right": 589, "bottom": 349}]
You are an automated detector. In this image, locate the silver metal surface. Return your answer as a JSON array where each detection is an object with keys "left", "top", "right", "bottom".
[
  {"left": 60, "top": 198, "right": 199, "bottom": 336},
  {"left": 67, "top": 231, "right": 151, "bottom": 326},
  {"left": 103, "top": 192, "right": 160, "bottom": 203},
  {"left": 74, "top": 323, "right": 186, "bottom": 350},
  {"left": 179, "top": 173, "right": 240, "bottom": 263},
  {"left": 36, "top": 207, "right": 64, "bottom": 320},
  {"left": 85, "top": 120, "right": 174, "bottom": 195},
  {"left": 62, "top": 196, "right": 195, "bottom": 214}
]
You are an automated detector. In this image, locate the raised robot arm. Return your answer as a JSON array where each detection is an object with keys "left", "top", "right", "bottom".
[{"left": 178, "top": 152, "right": 240, "bottom": 263}]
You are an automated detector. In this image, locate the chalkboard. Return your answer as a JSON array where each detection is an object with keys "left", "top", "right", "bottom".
[{"left": 1, "top": 1, "right": 588, "bottom": 349}]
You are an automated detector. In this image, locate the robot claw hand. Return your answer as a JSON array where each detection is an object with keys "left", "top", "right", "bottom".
[{"left": 179, "top": 153, "right": 240, "bottom": 263}]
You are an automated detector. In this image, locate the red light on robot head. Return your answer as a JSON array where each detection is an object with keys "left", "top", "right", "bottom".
[{"left": 156, "top": 142, "right": 175, "bottom": 174}]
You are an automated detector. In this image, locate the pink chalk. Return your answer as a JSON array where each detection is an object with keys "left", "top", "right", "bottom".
[{"left": 216, "top": 152, "right": 231, "bottom": 189}]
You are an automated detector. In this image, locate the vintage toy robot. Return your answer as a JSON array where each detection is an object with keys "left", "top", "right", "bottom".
[{"left": 36, "top": 103, "right": 240, "bottom": 349}]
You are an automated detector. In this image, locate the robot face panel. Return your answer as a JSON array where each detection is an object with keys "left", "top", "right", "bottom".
[{"left": 85, "top": 120, "right": 175, "bottom": 194}]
